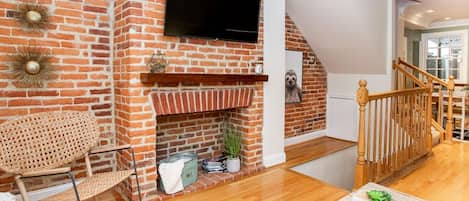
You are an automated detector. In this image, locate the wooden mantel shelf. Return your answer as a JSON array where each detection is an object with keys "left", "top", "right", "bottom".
[{"left": 140, "top": 73, "right": 269, "bottom": 84}]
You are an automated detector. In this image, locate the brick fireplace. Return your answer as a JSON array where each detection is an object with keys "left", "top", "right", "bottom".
[
  {"left": 151, "top": 87, "right": 264, "bottom": 199},
  {"left": 115, "top": 83, "right": 265, "bottom": 200},
  {"left": 153, "top": 88, "right": 255, "bottom": 161},
  {"left": 112, "top": 0, "right": 266, "bottom": 200}
]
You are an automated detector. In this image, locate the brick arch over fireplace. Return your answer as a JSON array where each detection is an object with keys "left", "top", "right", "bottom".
[{"left": 151, "top": 88, "right": 254, "bottom": 116}]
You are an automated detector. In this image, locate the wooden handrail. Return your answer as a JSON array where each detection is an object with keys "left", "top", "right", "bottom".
[
  {"left": 354, "top": 58, "right": 458, "bottom": 188},
  {"left": 435, "top": 82, "right": 469, "bottom": 87},
  {"left": 354, "top": 80, "right": 430, "bottom": 188},
  {"left": 432, "top": 119, "right": 445, "bottom": 143},
  {"left": 393, "top": 62, "right": 425, "bottom": 87},
  {"left": 396, "top": 58, "right": 456, "bottom": 144},
  {"left": 432, "top": 119, "right": 444, "bottom": 132},
  {"left": 397, "top": 58, "right": 449, "bottom": 87},
  {"left": 369, "top": 88, "right": 428, "bottom": 100}
]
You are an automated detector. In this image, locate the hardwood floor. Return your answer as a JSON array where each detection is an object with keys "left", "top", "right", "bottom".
[
  {"left": 103, "top": 138, "right": 469, "bottom": 201},
  {"left": 173, "top": 137, "right": 354, "bottom": 201},
  {"left": 101, "top": 137, "right": 355, "bottom": 201},
  {"left": 389, "top": 142, "right": 469, "bottom": 201},
  {"left": 284, "top": 137, "right": 356, "bottom": 168},
  {"left": 172, "top": 168, "right": 349, "bottom": 201}
]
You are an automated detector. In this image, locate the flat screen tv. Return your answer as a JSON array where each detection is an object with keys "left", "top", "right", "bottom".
[{"left": 164, "top": 0, "right": 261, "bottom": 43}]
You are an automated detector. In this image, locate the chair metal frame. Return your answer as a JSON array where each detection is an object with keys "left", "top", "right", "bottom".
[{"left": 0, "top": 111, "right": 142, "bottom": 201}]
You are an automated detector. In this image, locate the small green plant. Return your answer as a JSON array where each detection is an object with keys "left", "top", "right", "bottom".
[
  {"left": 367, "top": 190, "right": 392, "bottom": 201},
  {"left": 223, "top": 125, "right": 242, "bottom": 159}
]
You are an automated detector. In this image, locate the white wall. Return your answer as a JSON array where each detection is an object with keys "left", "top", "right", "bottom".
[
  {"left": 398, "top": 17, "right": 407, "bottom": 60},
  {"left": 262, "top": 0, "right": 286, "bottom": 167},
  {"left": 328, "top": 74, "right": 393, "bottom": 95},
  {"left": 286, "top": 0, "right": 391, "bottom": 74},
  {"left": 287, "top": 0, "right": 396, "bottom": 141},
  {"left": 291, "top": 146, "right": 357, "bottom": 190},
  {"left": 327, "top": 74, "right": 392, "bottom": 141}
]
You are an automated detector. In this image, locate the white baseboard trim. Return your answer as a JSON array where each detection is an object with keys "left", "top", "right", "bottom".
[
  {"left": 263, "top": 152, "right": 286, "bottom": 168},
  {"left": 285, "top": 130, "right": 327, "bottom": 147}
]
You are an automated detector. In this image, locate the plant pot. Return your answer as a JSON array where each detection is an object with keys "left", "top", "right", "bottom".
[{"left": 226, "top": 157, "right": 240, "bottom": 173}]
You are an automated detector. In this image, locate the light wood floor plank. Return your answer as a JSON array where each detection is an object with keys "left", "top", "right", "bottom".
[
  {"left": 173, "top": 168, "right": 349, "bottom": 201},
  {"left": 173, "top": 137, "right": 354, "bottom": 201},
  {"left": 284, "top": 137, "right": 356, "bottom": 167},
  {"left": 389, "top": 142, "right": 469, "bottom": 201},
  {"left": 102, "top": 137, "right": 355, "bottom": 200}
]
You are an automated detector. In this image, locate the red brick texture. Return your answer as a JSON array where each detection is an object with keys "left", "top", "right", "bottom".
[
  {"left": 284, "top": 15, "right": 327, "bottom": 139},
  {"left": 156, "top": 111, "right": 227, "bottom": 163},
  {"left": 0, "top": 0, "right": 265, "bottom": 199},
  {"left": 151, "top": 88, "right": 254, "bottom": 116},
  {"left": 113, "top": 0, "right": 265, "bottom": 200},
  {"left": 0, "top": 0, "right": 113, "bottom": 192}
]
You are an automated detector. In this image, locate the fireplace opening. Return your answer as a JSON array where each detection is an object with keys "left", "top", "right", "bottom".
[
  {"left": 151, "top": 88, "right": 264, "bottom": 199},
  {"left": 156, "top": 110, "right": 231, "bottom": 164}
]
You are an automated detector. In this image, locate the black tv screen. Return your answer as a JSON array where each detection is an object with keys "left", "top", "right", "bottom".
[{"left": 164, "top": 0, "right": 261, "bottom": 43}]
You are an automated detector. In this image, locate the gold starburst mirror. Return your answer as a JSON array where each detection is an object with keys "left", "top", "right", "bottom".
[
  {"left": 11, "top": 47, "right": 53, "bottom": 87},
  {"left": 17, "top": 4, "right": 49, "bottom": 30}
]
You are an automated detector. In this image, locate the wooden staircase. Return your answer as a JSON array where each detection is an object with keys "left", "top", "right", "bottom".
[
  {"left": 395, "top": 58, "right": 456, "bottom": 144},
  {"left": 353, "top": 58, "right": 455, "bottom": 188}
]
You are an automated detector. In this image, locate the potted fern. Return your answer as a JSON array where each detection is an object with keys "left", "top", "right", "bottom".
[{"left": 224, "top": 125, "right": 242, "bottom": 173}]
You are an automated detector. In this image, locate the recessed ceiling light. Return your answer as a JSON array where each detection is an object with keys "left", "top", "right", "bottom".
[
  {"left": 426, "top": 9, "right": 435, "bottom": 13},
  {"left": 445, "top": 17, "right": 452, "bottom": 20}
]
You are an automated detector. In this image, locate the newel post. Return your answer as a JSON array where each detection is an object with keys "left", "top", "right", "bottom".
[
  {"left": 445, "top": 76, "right": 455, "bottom": 144},
  {"left": 426, "top": 78, "right": 433, "bottom": 153},
  {"left": 354, "top": 80, "right": 369, "bottom": 189}
]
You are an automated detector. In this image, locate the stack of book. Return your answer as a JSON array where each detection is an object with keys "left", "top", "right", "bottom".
[{"left": 202, "top": 156, "right": 227, "bottom": 173}]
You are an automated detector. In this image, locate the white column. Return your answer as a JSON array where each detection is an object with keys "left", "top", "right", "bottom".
[{"left": 262, "top": 0, "right": 286, "bottom": 167}]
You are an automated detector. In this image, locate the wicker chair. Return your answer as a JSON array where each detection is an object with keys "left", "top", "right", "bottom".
[{"left": 0, "top": 111, "right": 142, "bottom": 201}]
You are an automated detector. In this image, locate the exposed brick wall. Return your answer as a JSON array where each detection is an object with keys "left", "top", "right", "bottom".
[
  {"left": 228, "top": 89, "right": 264, "bottom": 167},
  {"left": 284, "top": 15, "right": 327, "bottom": 139},
  {"left": 113, "top": 0, "right": 264, "bottom": 200},
  {"left": 156, "top": 111, "right": 227, "bottom": 163},
  {"left": 0, "top": 0, "right": 114, "bottom": 192},
  {"left": 0, "top": 0, "right": 265, "bottom": 199}
]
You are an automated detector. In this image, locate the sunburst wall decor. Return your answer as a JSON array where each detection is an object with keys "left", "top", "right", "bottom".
[
  {"left": 11, "top": 47, "right": 53, "bottom": 87},
  {"left": 16, "top": 4, "right": 49, "bottom": 30}
]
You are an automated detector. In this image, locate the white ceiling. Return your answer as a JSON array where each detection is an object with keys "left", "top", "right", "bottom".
[{"left": 403, "top": 0, "right": 469, "bottom": 29}]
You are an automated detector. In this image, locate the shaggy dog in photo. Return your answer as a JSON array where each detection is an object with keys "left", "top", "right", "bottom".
[{"left": 285, "top": 69, "right": 302, "bottom": 103}]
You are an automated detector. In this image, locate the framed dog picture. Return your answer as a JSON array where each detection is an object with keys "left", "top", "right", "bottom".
[{"left": 285, "top": 50, "right": 303, "bottom": 104}]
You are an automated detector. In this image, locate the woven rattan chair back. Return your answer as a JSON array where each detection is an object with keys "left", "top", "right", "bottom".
[{"left": 0, "top": 111, "right": 99, "bottom": 174}]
